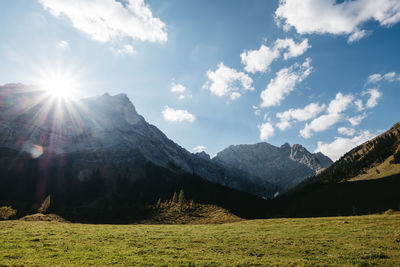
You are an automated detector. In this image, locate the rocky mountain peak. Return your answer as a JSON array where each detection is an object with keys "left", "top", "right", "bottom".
[
  {"left": 280, "top": 142, "right": 291, "bottom": 149},
  {"left": 214, "top": 141, "right": 333, "bottom": 191},
  {"left": 81, "top": 92, "right": 143, "bottom": 126},
  {"left": 280, "top": 142, "right": 291, "bottom": 156},
  {"left": 314, "top": 152, "right": 334, "bottom": 168},
  {"left": 195, "top": 151, "right": 211, "bottom": 161},
  {"left": 289, "top": 144, "right": 324, "bottom": 172}
]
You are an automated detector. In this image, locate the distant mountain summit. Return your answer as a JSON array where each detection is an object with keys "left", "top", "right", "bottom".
[{"left": 213, "top": 142, "right": 332, "bottom": 191}]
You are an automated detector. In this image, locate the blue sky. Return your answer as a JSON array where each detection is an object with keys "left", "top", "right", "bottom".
[{"left": 1, "top": 0, "right": 400, "bottom": 160}]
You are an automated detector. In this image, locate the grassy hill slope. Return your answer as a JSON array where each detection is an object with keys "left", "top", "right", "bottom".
[
  {"left": 268, "top": 122, "right": 400, "bottom": 218},
  {"left": 349, "top": 154, "right": 400, "bottom": 181},
  {"left": 307, "top": 121, "right": 400, "bottom": 185},
  {"left": 1, "top": 214, "right": 400, "bottom": 266}
]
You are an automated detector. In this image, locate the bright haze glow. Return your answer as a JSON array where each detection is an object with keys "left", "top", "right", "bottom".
[{"left": 40, "top": 72, "right": 77, "bottom": 99}]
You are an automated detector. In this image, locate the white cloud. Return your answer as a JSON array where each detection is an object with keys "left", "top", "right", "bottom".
[
  {"left": 240, "top": 38, "right": 310, "bottom": 73},
  {"left": 230, "top": 92, "right": 241, "bottom": 100},
  {"left": 301, "top": 113, "right": 342, "bottom": 139},
  {"left": 353, "top": 88, "right": 381, "bottom": 112},
  {"left": 327, "top": 92, "right": 354, "bottom": 114},
  {"left": 253, "top": 105, "right": 261, "bottom": 116},
  {"left": 162, "top": 106, "right": 195, "bottom": 123},
  {"left": 315, "top": 130, "right": 375, "bottom": 161},
  {"left": 348, "top": 113, "right": 367, "bottom": 126},
  {"left": 240, "top": 44, "right": 279, "bottom": 73},
  {"left": 192, "top": 145, "right": 206, "bottom": 153},
  {"left": 367, "top": 72, "right": 400, "bottom": 83},
  {"left": 276, "top": 102, "right": 325, "bottom": 131},
  {"left": 274, "top": 38, "right": 311, "bottom": 60},
  {"left": 259, "top": 122, "right": 275, "bottom": 140},
  {"left": 260, "top": 58, "right": 312, "bottom": 107},
  {"left": 112, "top": 44, "right": 136, "bottom": 55},
  {"left": 276, "top": 120, "right": 291, "bottom": 131},
  {"left": 300, "top": 93, "right": 353, "bottom": 138},
  {"left": 275, "top": 0, "right": 400, "bottom": 43},
  {"left": 57, "top": 40, "right": 69, "bottom": 49},
  {"left": 348, "top": 29, "right": 367, "bottom": 43},
  {"left": 364, "top": 88, "right": 382, "bottom": 108},
  {"left": 367, "top": 73, "right": 383, "bottom": 83},
  {"left": 39, "top": 0, "right": 167, "bottom": 45},
  {"left": 203, "top": 62, "right": 253, "bottom": 100},
  {"left": 338, "top": 127, "right": 355, "bottom": 137},
  {"left": 170, "top": 83, "right": 192, "bottom": 100},
  {"left": 171, "top": 83, "right": 186, "bottom": 93},
  {"left": 355, "top": 99, "right": 364, "bottom": 111}
]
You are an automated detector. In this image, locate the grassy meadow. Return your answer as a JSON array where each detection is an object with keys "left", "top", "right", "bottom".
[{"left": 1, "top": 213, "right": 400, "bottom": 266}]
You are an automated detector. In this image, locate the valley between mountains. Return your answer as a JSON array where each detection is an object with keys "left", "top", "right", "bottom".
[
  {"left": 1, "top": 84, "right": 400, "bottom": 267},
  {"left": 0, "top": 83, "right": 399, "bottom": 223}
]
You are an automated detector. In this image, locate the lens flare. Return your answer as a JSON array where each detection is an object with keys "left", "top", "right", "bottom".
[{"left": 30, "top": 145, "right": 44, "bottom": 159}]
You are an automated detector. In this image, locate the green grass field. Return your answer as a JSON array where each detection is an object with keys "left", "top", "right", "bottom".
[{"left": 1, "top": 213, "right": 400, "bottom": 266}]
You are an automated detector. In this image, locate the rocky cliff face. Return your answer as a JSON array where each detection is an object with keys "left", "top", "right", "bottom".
[{"left": 213, "top": 142, "right": 333, "bottom": 191}]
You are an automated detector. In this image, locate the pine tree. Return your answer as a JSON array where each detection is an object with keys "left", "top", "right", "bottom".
[
  {"left": 156, "top": 198, "right": 161, "bottom": 208},
  {"left": 172, "top": 192, "right": 178, "bottom": 203},
  {"left": 38, "top": 195, "right": 51, "bottom": 214},
  {"left": 189, "top": 199, "right": 195, "bottom": 209},
  {"left": 179, "top": 189, "right": 185, "bottom": 208}
]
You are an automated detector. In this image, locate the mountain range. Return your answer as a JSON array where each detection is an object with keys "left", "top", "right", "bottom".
[
  {"left": 0, "top": 84, "right": 332, "bottom": 198},
  {"left": 7, "top": 83, "right": 400, "bottom": 222}
]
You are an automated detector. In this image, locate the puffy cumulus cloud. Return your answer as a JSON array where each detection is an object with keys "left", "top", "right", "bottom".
[
  {"left": 300, "top": 93, "right": 353, "bottom": 138},
  {"left": 364, "top": 88, "right": 382, "bottom": 108},
  {"left": 230, "top": 92, "right": 241, "bottom": 100},
  {"left": 259, "top": 122, "right": 275, "bottom": 140},
  {"left": 112, "top": 44, "right": 136, "bottom": 55},
  {"left": 338, "top": 127, "right": 355, "bottom": 136},
  {"left": 300, "top": 113, "right": 342, "bottom": 139},
  {"left": 170, "top": 83, "right": 192, "bottom": 100},
  {"left": 276, "top": 102, "right": 325, "bottom": 131},
  {"left": 348, "top": 113, "right": 367, "bottom": 126},
  {"left": 260, "top": 58, "right": 312, "bottom": 107},
  {"left": 39, "top": 0, "right": 167, "bottom": 45},
  {"left": 203, "top": 62, "right": 253, "bottom": 100},
  {"left": 353, "top": 88, "right": 382, "bottom": 111},
  {"left": 276, "top": 120, "right": 291, "bottom": 131},
  {"left": 315, "top": 130, "right": 376, "bottom": 161},
  {"left": 240, "top": 44, "right": 279, "bottom": 73},
  {"left": 192, "top": 145, "right": 206, "bottom": 153},
  {"left": 240, "top": 38, "right": 310, "bottom": 73},
  {"left": 348, "top": 29, "right": 368, "bottom": 43},
  {"left": 355, "top": 99, "right": 364, "bottom": 111},
  {"left": 327, "top": 92, "right": 354, "bottom": 114},
  {"left": 170, "top": 83, "right": 186, "bottom": 93},
  {"left": 367, "top": 72, "right": 400, "bottom": 83},
  {"left": 275, "top": 0, "right": 400, "bottom": 43},
  {"left": 162, "top": 106, "right": 195, "bottom": 123},
  {"left": 274, "top": 38, "right": 310, "bottom": 60}
]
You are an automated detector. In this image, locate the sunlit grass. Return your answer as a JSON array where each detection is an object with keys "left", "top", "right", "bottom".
[
  {"left": 349, "top": 155, "right": 400, "bottom": 181},
  {"left": 1, "top": 213, "right": 400, "bottom": 266}
]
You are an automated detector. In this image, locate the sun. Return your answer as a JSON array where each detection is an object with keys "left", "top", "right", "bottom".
[{"left": 41, "top": 72, "right": 76, "bottom": 99}]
